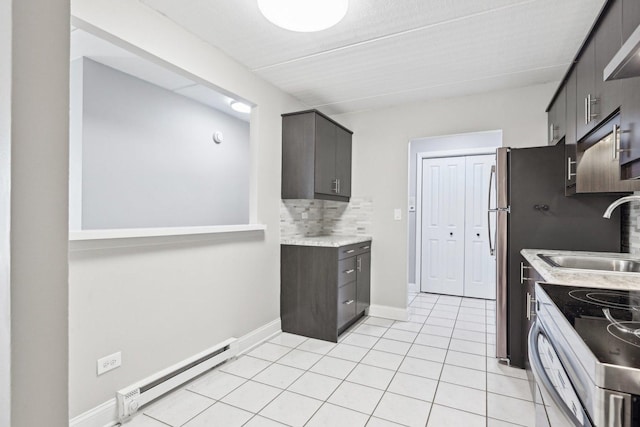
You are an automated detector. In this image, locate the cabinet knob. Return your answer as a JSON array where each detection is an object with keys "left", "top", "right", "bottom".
[{"left": 449, "top": 232, "right": 453, "bottom": 237}]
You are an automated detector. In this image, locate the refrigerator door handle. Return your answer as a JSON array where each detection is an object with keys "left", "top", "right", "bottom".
[{"left": 487, "top": 165, "right": 497, "bottom": 256}]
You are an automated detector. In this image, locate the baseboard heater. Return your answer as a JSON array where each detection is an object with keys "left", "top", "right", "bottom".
[{"left": 116, "top": 337, "right": 239, "bottom": 422}]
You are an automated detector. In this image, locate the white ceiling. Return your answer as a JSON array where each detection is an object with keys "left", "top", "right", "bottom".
[
  {"left": 140, "top": 0, "right": 607, "bottom": 115},
  {"left": 70, "top": 28, "right": 251, "bottom": 121}
]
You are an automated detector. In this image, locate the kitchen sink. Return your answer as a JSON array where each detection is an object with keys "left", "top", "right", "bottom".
[{"left": 537, "top": 254, "right": 640, "bottom": 273}]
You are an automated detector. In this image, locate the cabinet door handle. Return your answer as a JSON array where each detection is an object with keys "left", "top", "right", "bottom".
[
  {"left": 337, "top": 179, "right": 340, "bottom": 194},
  {"left": 520, "top": 262, "right": 533, "bottom": 284},
  {"left": 344, "top": 269, "right": 355, "bottom": 274},
  {"left": 344, "top": 300, "right": 355, "bottom": 305},
  {"left": 613, "top": 124, "right": 619, "bottom": 160},
  {"left": 526, "top": 293, "right": 536, "bottom": 321},
  {"left": 584, "top": 96, "right": 589, "bottom": 125},
  {"left": 549, "top": 123, "right": 555, "bottom": 143},
  {"left": 357, "top": 257, "right": 362, "bottom": 272},
  {"left": 360, "top": 245, "right": 370, "bottom": 250},
  {"left": 587, "top": 94, "right": 598, "bottom": 123},
  {"left": 345, "top": 249, "right": 355, "bottom": 254},
  {"left": 567, "top": 156, "right": 576, "bottom": 181}
]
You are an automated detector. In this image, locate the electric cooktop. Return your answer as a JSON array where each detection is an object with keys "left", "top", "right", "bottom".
[{"left": 539, "top": 283, "right": 640, "bottom": 369}]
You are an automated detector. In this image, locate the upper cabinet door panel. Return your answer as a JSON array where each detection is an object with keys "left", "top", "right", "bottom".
[
  {"left": 565, "top": 70, "right": 578, "bottom": 146},
  {"left": 335, "top": 126, "right": 352, "bottom": 198},
  {"left": 314, "top": 114, "right": 337, "bottom": 196},
  {"left": 576, "top": 40, "right": 597, "bottom": 141},
  {"left": 548, "top": 86, "right": 566, "bottom": 145},
  {"left": 595, "top": 0, "right": 622, "bottom": 122},
  {"left": 620, "top": 1, "right": 640, "bottom": 166},
  {"left": 623, "top": 0, "right": 640, "bottom": 41}
]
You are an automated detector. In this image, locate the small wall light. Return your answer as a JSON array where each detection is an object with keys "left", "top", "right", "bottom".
[{"left": 230, "top": 101, "right": 251, "bottom": 113}]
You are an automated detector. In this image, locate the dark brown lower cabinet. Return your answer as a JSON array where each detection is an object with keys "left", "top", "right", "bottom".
[{"left": 281, "top": 241, "right": 372, "bottom": 342}]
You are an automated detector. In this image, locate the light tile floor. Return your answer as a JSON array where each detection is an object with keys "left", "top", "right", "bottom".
[{"left": 125, "top": 293, "right": 534, "bottom": 427}]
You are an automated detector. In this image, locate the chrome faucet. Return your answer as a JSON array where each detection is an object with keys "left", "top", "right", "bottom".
[{"left": 603, "top": 195, "right": 640, "bottom": 218}]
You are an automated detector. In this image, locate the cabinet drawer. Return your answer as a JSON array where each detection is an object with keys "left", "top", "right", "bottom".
[
  {"left": 338, "top": 241, "right": 372, "bottom": 259},
  {"left": 338, "top": 257, "right": 357, "bottom": 287},
  {"left": 337, "top": 282, "right": 357, "bottom": 329}
]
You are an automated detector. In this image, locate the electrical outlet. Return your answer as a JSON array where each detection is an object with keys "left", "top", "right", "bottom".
[
  {"left": 97, "top": 351, "right": 122, "bottom": 376},
  {"left": 394, "top": 208, "right": 402, "bottom": 220}
]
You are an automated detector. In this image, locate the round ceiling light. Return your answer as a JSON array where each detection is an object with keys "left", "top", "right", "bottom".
[
  {"left": 230, "top": 101, "right": 251, "bottom": 113},
  {"left": 257, "top": 0, "right": 348, "bottom": 32}
]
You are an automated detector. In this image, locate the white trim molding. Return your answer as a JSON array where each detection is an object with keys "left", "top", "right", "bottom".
[
  {"left": 69, "top": 399, "right": 118, "bottom": 427},
  {"left": 70, "top": 318, "right": 281, "bottom": 427},
  {"left": 237, "top": 318, "right": 281, "bottom": 355},
  {"left": 414, "top": 145, "right": 500, "bottom": 292},
  {"left": 367, "top": 305, "right": 409, "bottom": 321}
]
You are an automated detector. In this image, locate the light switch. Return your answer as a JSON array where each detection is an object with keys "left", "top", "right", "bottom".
[{"left": 394, "top": 208, "right": 402, "bottom": 220}]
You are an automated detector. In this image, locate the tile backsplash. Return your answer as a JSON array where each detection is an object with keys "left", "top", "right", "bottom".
[
  {"left": 625, "top": 192, "right": 640, "bottom": 255},
  {"left": 281, "top": 195, "right": 640, "bottom": 254},
  {"left": 280, "top": 197, "right": 373, "bottom": 238}
]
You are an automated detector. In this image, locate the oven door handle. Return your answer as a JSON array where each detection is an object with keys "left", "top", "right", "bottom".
[{"left": 528, "top": 322, "right": 593, "bottom": 427}]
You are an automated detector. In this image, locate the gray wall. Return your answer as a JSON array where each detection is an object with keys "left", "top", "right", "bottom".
[
  {"left": 69, "top": 59, "right": 84, "bottom": 231},
  {"left": 79, "top": 58, "right": 250, "bottom": 229},
  {"left": 8, "top": 0, "right": 70, "bottom": 426},
  {"left": 69, "top": 0, "right": 304, "bottom": 417},
  {"left": 407, "top": 131, "right": 502, "bottom": 284},
  {"left": 0, "top": 0, "right": 10, "bottom": 424}
]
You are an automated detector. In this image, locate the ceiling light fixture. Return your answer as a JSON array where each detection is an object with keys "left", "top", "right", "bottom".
[
  {"left": 230, "top": 101, "right": 251, "bottom": 113},
  {"left": 257, "top": 0, "right": 348, "bottom": 32}
]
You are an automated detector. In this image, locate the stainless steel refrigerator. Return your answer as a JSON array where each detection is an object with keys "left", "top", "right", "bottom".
[{"left": 490, "top": 144, "right": 621, "bottom": 368}]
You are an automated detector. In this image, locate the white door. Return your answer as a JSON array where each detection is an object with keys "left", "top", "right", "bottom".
[
  {"left": 464, "top": 155, "right": 497, "bottom": 299},
  {"left": 420, "top": 157, "right": 466, "bottom": 296}
]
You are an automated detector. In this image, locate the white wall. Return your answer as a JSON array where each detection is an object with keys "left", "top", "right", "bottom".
[
  {"left": 79, "top": 58, "right": 250, "bottom": 229},
  {"left": 69, "top": 0, "right": 304, "bottom": 418},
  {"left": 8, "top": 0, "right": 70, "bottom": 426},
  {"left": 334, "top": 82, "right": 556, "bottom": 311}
]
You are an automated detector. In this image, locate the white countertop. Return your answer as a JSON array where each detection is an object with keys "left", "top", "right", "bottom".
[
  {"left": 521, "top": 249, "right": 640, "bottom": 290},
  {"left": 281, "top": 235, "right": 372, "bottom": 247}
]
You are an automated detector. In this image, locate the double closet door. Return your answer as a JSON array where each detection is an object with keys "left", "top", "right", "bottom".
[{"left": 419, "top": 154, "right": 496, "bottom": 299}]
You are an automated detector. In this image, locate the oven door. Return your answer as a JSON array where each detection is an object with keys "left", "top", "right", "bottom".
[{"left": 528, "top": 321, "right": 593, "bottom": 427}]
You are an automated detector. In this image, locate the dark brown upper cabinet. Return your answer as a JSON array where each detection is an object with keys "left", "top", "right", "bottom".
[
  {"left": 548, "top": 86, "right": 566, "bottom": 145},
  {"left": 282, "top": 110, "right": 353, "bottom": 202},
  {"left": 623, "top": 0, "right": 640, "bottom": 41},
  {"left": 619, "top": 0, "right": 640, "bottom": 176},
  {"left": 549, "top": 0, "right": 640, "bottom": 184},
  {"left": 575, "top": 1, "right": 623, "bottom": 141},
  {"left": 594, "top": 0, "right": 622, "bottom": 121},
  {"left": 576, "top": 39, "right": 598, "bottom": 140}
]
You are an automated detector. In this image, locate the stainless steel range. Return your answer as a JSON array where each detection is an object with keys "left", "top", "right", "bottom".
[{"left": 530, "top": 283, "right": 640, "bottom": 427}]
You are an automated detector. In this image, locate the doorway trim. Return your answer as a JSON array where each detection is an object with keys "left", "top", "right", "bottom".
[{"left": 414, "top": 147, "right": 498, "bottom": 293}]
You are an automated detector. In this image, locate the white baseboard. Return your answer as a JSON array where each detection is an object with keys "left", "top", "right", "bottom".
[
  {"left": 69, "top": 398, "right": 118, "bottom": 427},
  {"left": 368, "top": 304, "right": 409, "bottom": 321},
  {"left": 408, "top": 282, "right": 418, "bottom": 293},
  {"left": 70, "top": 318, "right": 282, "bottom": 427},
  {"left": 237, "top": 318, "right": 281, "bottom": 355}
]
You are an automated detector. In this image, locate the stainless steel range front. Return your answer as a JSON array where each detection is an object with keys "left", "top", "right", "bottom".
[{"left": 530, "top": 283, "right": 640, "bottom": 427}]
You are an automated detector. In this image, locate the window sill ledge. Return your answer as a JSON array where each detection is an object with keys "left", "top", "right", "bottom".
[
  {"left": 68, "top": 224, "right": 267, "bottom": 251},
  {"left": 69, "top": 224, "right": 266, "bottom": 242}
]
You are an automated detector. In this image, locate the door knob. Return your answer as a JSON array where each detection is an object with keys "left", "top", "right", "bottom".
[
  {"left": 449, "top": 232, "right": 453, "bottom": 237},
  {"left": 476, "top": 233, "right": 480, "bottom": 237}
]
